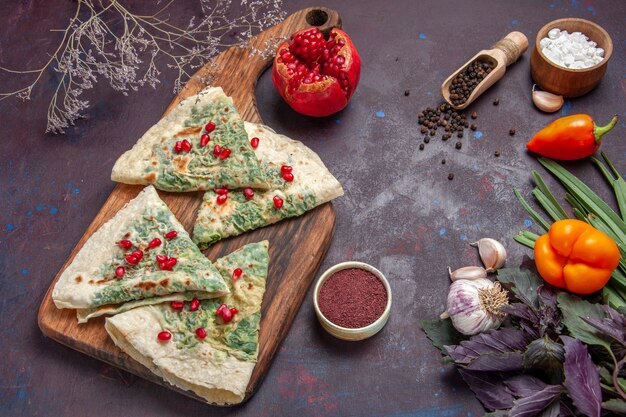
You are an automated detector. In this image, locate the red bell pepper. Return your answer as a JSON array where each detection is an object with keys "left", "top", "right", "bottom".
[{"left": 527, "top": 114, "right": 618, "bottom": 160}]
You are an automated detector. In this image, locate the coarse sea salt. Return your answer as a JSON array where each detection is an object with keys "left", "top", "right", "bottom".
[{"left": 541, "top": 28, "right": 604, "bottom": 69}]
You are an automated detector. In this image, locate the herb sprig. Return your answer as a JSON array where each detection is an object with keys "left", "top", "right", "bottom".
[{"left": 422, "top": 268, "right": 626, "bottom": 416}]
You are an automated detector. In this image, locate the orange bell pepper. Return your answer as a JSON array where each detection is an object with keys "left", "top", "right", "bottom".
[{"left": 534, "top": 219, "right": 620, "bottom": 294}]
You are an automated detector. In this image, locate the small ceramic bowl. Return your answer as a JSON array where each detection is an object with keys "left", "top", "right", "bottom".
[
  {"left": 313, "top": 261, "right": 392, "bottom": 341},
  {"left": 530, "top": 18, "right": 613, "bottom": 97}
]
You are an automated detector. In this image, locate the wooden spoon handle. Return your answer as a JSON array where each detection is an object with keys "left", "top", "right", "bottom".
[
  {"left": 163, "top": 7, "right": 342, "bottom": 123},
  {"left": 491, "top": 31, "right": 529, "bottom": 67}
]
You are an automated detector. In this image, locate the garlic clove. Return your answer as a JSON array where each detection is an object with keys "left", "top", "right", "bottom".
[
  {"left": 532, "top": 84, "right": 564, "bottom": 113},
  {"left": 448, "top": 266, "right": 488, "bottom": 281},
  {"left": 470, "top": 238, "right": 507, "bottom": 272}
]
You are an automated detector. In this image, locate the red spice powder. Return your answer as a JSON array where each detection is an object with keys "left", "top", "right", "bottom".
[{"left": 318, "top": 268, "right": 387, "bottom": 328}]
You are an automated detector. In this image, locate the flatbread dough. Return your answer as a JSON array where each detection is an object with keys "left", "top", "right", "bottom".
[
  {"left": 192, "top": 122, "right": 344, "bottom": 248},
  {"left": 105, "top": 240, "right": 269, "bottom": 405},
  {"left": 52, "top": 186, "right": 229, "bottom": 313},
  {"left": 112, "top": 87, "right": 268, "bottom": 191}
]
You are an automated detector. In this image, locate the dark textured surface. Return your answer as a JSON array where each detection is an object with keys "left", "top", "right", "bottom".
[{"left": 0, "top": 1, "right": 624, "bottom": 416}]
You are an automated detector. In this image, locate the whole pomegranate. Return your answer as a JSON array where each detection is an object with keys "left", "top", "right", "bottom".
[{"left": 272, "top": 27, "right": 361, "bottom": 117}]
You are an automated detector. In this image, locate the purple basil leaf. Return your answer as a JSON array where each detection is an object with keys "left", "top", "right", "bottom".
[
  {"left": 537, "top": 285, "right": 558, "bottom": 310},
  {"left": 523, "top": 337, "right": 565, "bottom": 384},
  {"left": 558, "top": 399, "right": 576, "bottom": 417},
  {"left": 508, "top": 385, "right": 561, "bottom": 417},
  {"left": 463, "top": 352, "right": 523, "bottom": 372},
  {"left": 497, "top": 268, "right": 543, "bottom": 308},
  {"left": 445, "top": 328, "right": 532, "bottom": 365},
  {"left": 561, "top": 336, "right": 602, "bottom": 417},
  {"left": 457, "top": 368, "right": 514, "bottom": 411},
  {"left": 582, "top": 316, "right": 625, "bottom": 344},
  {"left": 504, "top": 374, "right": 548, "bottom": 397}
]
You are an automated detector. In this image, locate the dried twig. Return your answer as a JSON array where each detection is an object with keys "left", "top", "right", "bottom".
[{"left": 0, "top": 0, "right": 285, "bottom": 133}]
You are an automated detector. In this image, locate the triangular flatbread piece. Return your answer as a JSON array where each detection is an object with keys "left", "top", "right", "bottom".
[
  {"left": 192, "top": 122, "right": 343, "bottom": 248},
  {"left": 112, "top": 87, "right": 269, "bottom": 191},
  {"left": 52, "top": 186, "right": 229, "bottom": 314},
  {"left": 105, "top": 240, "right": 269, "bottom": 406}
]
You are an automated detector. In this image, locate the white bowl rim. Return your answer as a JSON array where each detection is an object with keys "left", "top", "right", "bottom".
[{"left": 313, "top": 261, "right": 392, "bottom": 335}]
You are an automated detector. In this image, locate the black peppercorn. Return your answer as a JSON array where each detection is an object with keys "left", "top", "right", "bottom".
[
  {"left": 404, "top": 90, "right": 410, "bottom": 96},
  {"left": 493, "top": 98, "right": 500, "bottom": 105},
  {"left": 419, "top": 144, "right": 424, "bottom": 150},
  {"left": 509, "top": 128, "right": 516, "bottom": 136},
  {"left": 448, "top": 173, "right": 454, "bottom": 180},
  {"left": 455, "top": 141, "right": 462, "bottom": 149}
]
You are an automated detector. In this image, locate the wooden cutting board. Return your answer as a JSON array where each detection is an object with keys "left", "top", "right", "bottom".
[{"left": 37, "top": 6, "right": 342, "bottom": 405}]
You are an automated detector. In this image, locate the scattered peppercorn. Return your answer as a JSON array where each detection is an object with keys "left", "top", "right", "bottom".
[
  {"left": 493, "top": 98, "right": 500, "bottom": 105},
  {"left": 441, "top": 159, "right": 446, "bottom": 164},
  {"left": 457, "top": 131, "right": 463, "bottom": 138},
  {"left": 448, "top": 173, "right": 455, "bottom": 180},
  {"left": 471, "top": 112, "right": 478, "bottom": 119},
  {"left": 404, "top": 90, "right": 410, "bottom": 96},
  {"left": 470, "top": 124, "right": 477, "bottom": 131},
  {"left": 424, "top": 137, "right": 430, "bottom": 144},
  {"left": 509, "top": 128, "right": 516, "bottom": 136},
  {"left": 419, "top": 143, "right": 425, "bottom": 150},
  {"left": 495, "top": 150, "right": 501, "bottom": 157},
  {"left": 455, "top": 141, "right": 462, "bottom": 149}
]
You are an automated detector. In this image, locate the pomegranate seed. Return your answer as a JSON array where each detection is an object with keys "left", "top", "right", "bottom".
[
  {"left": 273, "top": 195, "right": 284, "bottom": 209},
  {"left": 230, "top": 308, "right": 238, "bottom": 315},
  {"left": 156, "top": 254, "right": 167, "bottom": 263},
  {"left": 170, "top": 301, "right": 184, "bottom": 311},
  {"left": 165, "top": 230, "right": 178, "bottom": 240},
  {"left": 131, "top": 250, "right": 143, "bottom": 260},
  {"left": 243, "top": 188, "right": 254, "bottom": 200},
  {"left": 216, "top": 194, "right": 227, "bottom": 205},
  {"left": 221, "top": 307, "right": 233, "bottom": 323},
  {"left": 216, "top": 304, "right": 227, "bottom": 315},
  {"left": 205, "top": 122, "right": 216, "bottom": 133},
  {"left": 195, "top": 328, "right": 207, "bottom": 339},
  {"left": 118, "top": 240, "right": 132, "bottom": 250},
  {"left": 148, "top": 238, "right": 161, "bottom": 249},
  {"left": 189, "top": 298, "right": 200, "bottom": 312},
  {"left": 250, "top": 137, "right": 259, "bottom": 149},
  {"left": 213, "top": 145, "right": 221, "bottom": 157},
  {"left": 157, "top": 331, "right": 172, "bottom": 342},
  {"left": 125, "top": 255, "right": 139, "bottom": 265},
  {"left": 232, "top": 268, "right": 243, "bottom": 281},
  {"left": 281, "top": 165, "right": 293, "bottom": 174},
  {"left": 181, "top": 140, "right": 192, "bottom": 152},
  {"left": 164, "top": 257, "right": 177, "bottom": 270},
  {"left": 200, "top": 134, "right": 210, "bottom": 147},
  {"left": 174, "top": 141, "right": 183, "bottom": 153},
  {"left": 215, "top": 187, "right": 228, "bottom": 195},
  {"left": 283, "top": 172, "right": 294, "bottom": 182},
  {"left": 158, "top": 262, "right": 166, "bottom": 270},
  {"left": 115, "top": 266, "right": 125, "bottom": 278},
  {"left": 219, "top": 148, "right": 231, "bottom": 160}
]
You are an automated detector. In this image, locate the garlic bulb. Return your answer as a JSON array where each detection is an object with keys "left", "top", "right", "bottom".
[
  {"left": 441, "top": 278, "right": 508, "bottom": 335},
  {"left": 532, "top": 84, "right": 564, "bottom": 113},
  {"left": 471, "top": 238, "right": 507, "bottom": 272},
  {"left": 448, "top": 266, "right": 488, "bottom": 281}
]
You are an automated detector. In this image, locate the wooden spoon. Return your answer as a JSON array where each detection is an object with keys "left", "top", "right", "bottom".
[{"left": 441, "top": 31, "right": 529, "bottom": 110}]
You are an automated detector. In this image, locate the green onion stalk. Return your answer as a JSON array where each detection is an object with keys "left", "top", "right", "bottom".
[{"left": 514, "top": 153, "right": 626, "bottom": 309}]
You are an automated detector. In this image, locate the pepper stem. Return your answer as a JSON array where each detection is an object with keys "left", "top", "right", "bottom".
[{"left": 594, "top": 115, "right": 618, "bottom": 145}]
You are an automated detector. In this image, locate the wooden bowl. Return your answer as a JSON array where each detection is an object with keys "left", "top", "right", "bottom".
[
  {"left": 530, "top": 18, "right": 613, "bottom": 97},
  {"left": 313, "top": 262, "right": 391, "bottom": 341}
]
